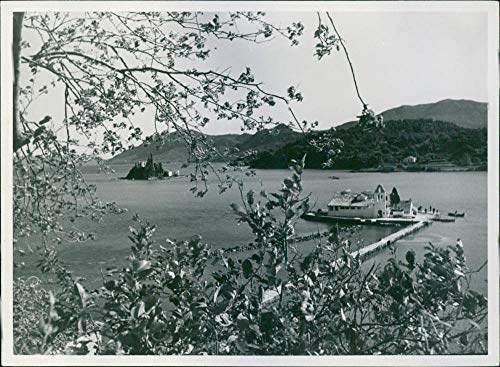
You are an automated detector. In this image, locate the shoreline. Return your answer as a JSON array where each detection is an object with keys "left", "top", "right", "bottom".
[{"left": 350, "top": 165, "right": 487, "bottom": 173}]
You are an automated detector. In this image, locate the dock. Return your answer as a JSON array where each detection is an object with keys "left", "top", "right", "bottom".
[
  {"left": 351, "top": 220, "right": 430, "bottom": 261},
  {"left": 301, "top": 212, "right": 433, "bottom": 225},
  {"left": 302, "top": 211, "right": 441, "bottom": 261}
]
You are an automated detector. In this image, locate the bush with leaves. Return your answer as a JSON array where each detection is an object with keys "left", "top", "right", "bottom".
[
  {"left": 13, "top": 276, "right": 75, "bottom": 354},
  {"left": 17, "top": 158, "right": 487, "bottom": 355}
]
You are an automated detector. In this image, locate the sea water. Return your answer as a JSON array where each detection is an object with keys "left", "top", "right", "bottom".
[{"left": 14, "top": 164, "right": 488, "bottom": 294}]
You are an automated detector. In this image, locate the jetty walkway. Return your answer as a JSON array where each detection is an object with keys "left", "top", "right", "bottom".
[
  {"left": 302, "top": 212, "right": 440, "bottom": 260},
  {"left": 223, "top": 213, "right": 444, "bottom": 260},
  {"left": 301, "top": 212, "right": 434, "bottom": 225},
  {"left": 351, "top": 220, "right": 430, "bottom": 260}
]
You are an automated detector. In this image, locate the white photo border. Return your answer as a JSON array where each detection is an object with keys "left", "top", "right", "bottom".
[{"left": 1, "top": 1, "right": 498, "bottom": 366}]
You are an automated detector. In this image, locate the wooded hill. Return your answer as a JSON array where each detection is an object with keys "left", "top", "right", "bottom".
[
  {"left": 109, "top": 124, "right": 300, "bottom": 164},
  {"left": 247, "top": 119, "right": 487, "bottom": 170},
  {"left": 109, "top": 99, "right": 487, "bottom": 170}
]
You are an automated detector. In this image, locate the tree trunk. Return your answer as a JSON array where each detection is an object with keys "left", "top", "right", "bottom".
[{"left": 13, "top": 12, "right": 25, "bottom": 152}]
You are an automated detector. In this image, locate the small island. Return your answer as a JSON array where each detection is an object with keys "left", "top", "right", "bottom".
[{"left": 124, "top": 153, "right": 180, "bottom": 180}]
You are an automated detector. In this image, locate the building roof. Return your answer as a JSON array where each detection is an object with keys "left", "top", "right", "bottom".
[
  {"left": 397, "top": 199, "right": 413, "bottom": 212},
  {"left": 351, "top": 199, "right": 374, "bottom": 207},
  {"left": 328, "top": 184, "right": 386, "bottom": 208},
  {"left": 328, "top": 193, "right": 374, "bottom": 208},
  {"left": 328, "top": 195, "right": 354, "bottom": 207}
]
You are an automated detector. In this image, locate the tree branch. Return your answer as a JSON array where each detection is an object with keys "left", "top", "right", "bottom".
[{"left": 13, "top": 12, "right": 27, "bottom": 151}]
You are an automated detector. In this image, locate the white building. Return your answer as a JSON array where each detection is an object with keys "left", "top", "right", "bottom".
[
  {"left": 327, "top": 184, "right": 390, "bottom": 219},
  {"left": 403, "top": 156, "right": 417, "bottom": 164},
  {"left": 392, "top": 199, "right": 415, "bottom": 218}
]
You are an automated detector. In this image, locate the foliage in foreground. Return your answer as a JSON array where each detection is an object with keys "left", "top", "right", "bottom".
[
  {"left": 14, "top": 160, "right": 488, "bottom": 355},
  {"left": 13, "top": 277, "right": 74, "bottom": 354}
]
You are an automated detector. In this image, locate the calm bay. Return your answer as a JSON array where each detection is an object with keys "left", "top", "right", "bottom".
[{"left": 15, "top": 165, "right": 488, "bottom": 294}]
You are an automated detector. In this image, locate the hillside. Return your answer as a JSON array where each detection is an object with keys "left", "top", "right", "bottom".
[
  {"left": 247, "top": 119, "right": 487, "bottom": 171},
  {"left": 109, "top": 99, "right": 487, "bottom": 166},
  {"left": 109, "top": 124, "right": 301, "bottom": 164},
  {"left": 337, "top": 99, "right": 487, "bottom": 130}
]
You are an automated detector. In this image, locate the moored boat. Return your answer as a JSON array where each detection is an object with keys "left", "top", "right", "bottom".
[
  {"left": 448, "top": 211, "right": 465, "bottom": 217},
  {"left": 435, "top": 217, "right": 456, "bottom": 222}
]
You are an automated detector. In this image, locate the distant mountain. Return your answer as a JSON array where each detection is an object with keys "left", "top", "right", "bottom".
[
  {"left": 236, "top": 124, "right": 302, "bottom": 152},
  {"left": 336, "top": 99, "right": 487, "bottom": 130},
  {"left": 108, "top": 124, "right": 301, "bottom": 164}
]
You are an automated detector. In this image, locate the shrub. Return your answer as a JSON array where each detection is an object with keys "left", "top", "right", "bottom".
[{"left": 13, "top": 277, "right": 73, "bottom": 354}]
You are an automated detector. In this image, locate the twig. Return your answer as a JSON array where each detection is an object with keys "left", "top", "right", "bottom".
[{"left": 325, "top": 12, "right": 367, "bottom": 108}]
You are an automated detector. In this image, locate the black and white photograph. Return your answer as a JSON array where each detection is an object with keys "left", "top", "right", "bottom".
[{"left": 1, "top": 1, "right": 499, "bottom": 366}]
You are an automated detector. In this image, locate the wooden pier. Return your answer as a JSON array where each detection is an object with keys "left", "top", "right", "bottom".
[
  {"left": 351, "top": 220, "right": 430, "bottom": 261},
  {"left": 302, "top": 212, "right": 428, "bottom": 225},
  {"left": 302, "top": 212, "right": 439, "bottom": 261}
]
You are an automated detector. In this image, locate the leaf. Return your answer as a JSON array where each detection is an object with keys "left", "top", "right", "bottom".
[
  {"left": 213, "top": 286, "right": 221, "bottom": 303},
  {"left": 104, "top": 280, "right": 117, "bottom": 291},
  {"left": 467, "top": 319, "right": 481, "bottom": 330},
  {"left": 262, "top": 289, "right": 279, "bottom": 303},
  {"left": 242, "top": 259, "right": 253, "bottom": 279},
  {"left": 283, "top": 178, "right": 295, "bottom": 189},
  {"left": 215, "top": 313, "right": 232, "bottom": 327},
  {"left": 38, "top": 115, "right": 52, "bottom": 125},
  {"left": 251, "top": 254, "right": 261, "bottom": 264},
  {"left": 454, "top": 269, "right": 465, "bottom": 277},
  {"left": 132, "top": 259, "right": 151, "bottom": 274},
  {"left": 74, "top": 282, "right": 88, "bottom": 308},
  {"left": 246, "top": 189, "right": 255, "bottom": 206},
  {"left": 301, "top": 153, "right": 307, "bottom": 167},
  {"left": 236, "top": 313, "right": 250, "bottom": 330},
  {"left": 48, "top": 291, "right": 56, "bottom": 306},
  {"left": 460, "top": 334, "right": 468, "bottom": 345},
  {"left": 235, "top": 338, "right": 249, "bottom": 353},
  {"left": 230, "top": 203, "right": 246, "bottom": 217},
  {"left": 405, "top": 250, "right": 416, "bottom": 266},
  {"left": 136, "top": 301, "right": 146, "bottom": 318}
]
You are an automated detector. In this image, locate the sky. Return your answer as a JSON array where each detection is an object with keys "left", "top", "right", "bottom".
[
  {"left": 197, "top": 11, "right": 488, "bottom": 134},
  {"left": 21, "top": 10, "right": 489, "bottom": 137}
]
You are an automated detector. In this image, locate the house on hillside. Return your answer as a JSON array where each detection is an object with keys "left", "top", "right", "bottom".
[
  {"left": 403, "top": 156, "right": 417, "bottom": 164},
  {"left": 327, "top": 184, "right": 390, "bottom": 219}
]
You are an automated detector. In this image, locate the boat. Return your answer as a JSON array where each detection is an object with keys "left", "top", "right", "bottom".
[
  {"left": 448, "top": 212, "right": 465, "bottom": 217},
  {"left": 329, "top": 175, "right": 340, "bottom": 180},
  {"left": 435, "top": 217, "right": 456, "bottom": 222}
]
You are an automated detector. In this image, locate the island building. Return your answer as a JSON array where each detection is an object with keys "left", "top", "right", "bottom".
[
  {"left": 392, "top": 199, "right": 415, "bottom": 218},
  {"left": 327, "top": 184, "right": 391, "bottom": 218},
  {"left": 125, "top": 153, "right": 179, "bottom": 180}
]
